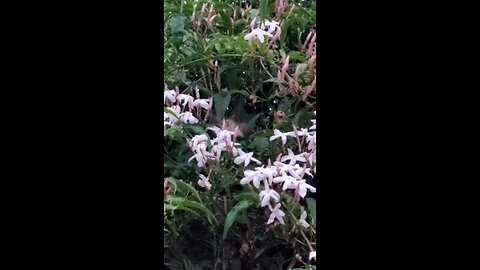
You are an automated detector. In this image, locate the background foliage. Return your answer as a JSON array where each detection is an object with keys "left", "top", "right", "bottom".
[{"left": 164, "top": 1, "right": 317, "bottom": 269}]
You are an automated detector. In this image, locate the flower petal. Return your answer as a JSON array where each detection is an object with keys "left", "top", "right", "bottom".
[
  {"left": 234, "top": 156, "right": 246, "bottom": 165},
  {"left": 244, "top": 32, "right": 255, "bottom": 40},
  {"left": 257, "top": 32, "right": 265, "bottom": 43},
  {"left": 267, "top": 213, "right": 275, "bottom": 224}
]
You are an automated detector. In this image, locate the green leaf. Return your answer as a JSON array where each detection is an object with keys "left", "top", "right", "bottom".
[
  {"left": 294, "top": 63, "right": 308, "bottom": 76},
  {"left": 214, "top": 91, "right": 231, "bottom": 119},
  {"left": 249, "top": 9, "right": 259, "bottom": 19},
  {"left": 164, "top": 107, "right": 180, "bottom": 121},
  {"left": 169, "top": 15, "right": 186, "bottom": 33},
  {"left": 179, "top": 199, "right": 218, "bottom": 226},
  {"left": 280, "top": 20, "right": 290, "bottom": 45},
  {"left": 183, "top": 124, "right": 206, "bottom": 135},
  {"left": 234, "top": 192, "right": 260, "bottom": 205},
  {"left": 293, "top": 108, "right": 314, "bottom": 127},
  {"left": 168, "top": 177, "right": 202, "bottom": 203},
  {"left": 165, "top": 128, "right": 186, "bottom": 139},
  {"left": 250, "top": 136, "right": 270, "bottom": 154},
  {"left": 244, "top": 113, "right": 263, "bottom": 135},
  {"left": 227, "top": 90, "right": 250, "bottom": 97},
  {"left": 214, "top": 43, "right": 222, "bottom": 53},
  {"left": 306, "top": 198, "right": 316, "bottom": 219},
  {"left": 289, "top": 51, "right": 307, "bottom": 62},
  {"left": 219, "top": 10, "right": 232, "bottom": 35},
  {"left": 264, "top": 77, "right": 279, "bottom": 83},
  {"left": 259, "top": 0, "right": 269, "bottom": 20},
  {"left": 223, "top": 199, "right": 255, "bottom": 239}
]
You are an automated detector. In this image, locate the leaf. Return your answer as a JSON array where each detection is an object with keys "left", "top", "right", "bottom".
[
  {"left": 164, "top": 107, "right": 180, "bottom": 120},
  {"left": 183, "top": 124, "right": 206, "bottom": 135},
  {"left": 244, "top": 113, "right": 263, "bottom": 135},
  {"left": 223, "top": 199, "right": 255, "bottom": 239},
  {"left": 219, "top": 10, "right": 232, "bottom": 35},
  {"left": 280, "top": 20, "right": 290, "bottom": 45},
  {"left": 249, "top": 9, "right": 259, "bottom": 19},
  {"left": 165, "top": 126, "right": 182, "bottom": 137},
  {"left": 169, "top": 15, "right": 186, "bottom": 34},
  {"left": 294, "top": 63, "right": 308, "bottom": 77},
  {"left": 264, "top": 77, "right": 279, "bottom": 83},
  {"left": 168, "top": 177, "right": 202, "bottom": 203},
  {"left": 214, "top": 43, "right": 222, "bottom": 53},
  {"left": 293, "top": 108, "right": 314, "bottom": 127},
  {"left": 214, "top": 91, "right": 231, "bottom": 119},
  {"left": 179, "top": 199, "right": 218, "bottom": 226},
  {"left": 234, "top": 192, "right": 260, "bottom": 205},
  {"left": 259, "top": 0, "right": 269, "bottom": 20},
  {"left": 289, "top": 51, "right": 307, "bottom": 62},
  {"left": 227, "top": 90, "right": 250, "bottom": 97},
  {"left": 306, "top": 198, "right": 316, "bottom": 219},
  {"left": 250, "top": 136, "right": 270, "bottom": 154}
]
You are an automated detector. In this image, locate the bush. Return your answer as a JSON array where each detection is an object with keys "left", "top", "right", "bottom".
[{"left": 164, "top": 0, "right": 316, "bottom": 269}]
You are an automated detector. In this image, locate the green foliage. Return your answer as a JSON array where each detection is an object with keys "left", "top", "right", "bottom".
[
  {"left": 164, "top": 0, "right": 317, "bottom": 268},
  {"left": 223, "top": 198, "right": 256, "bottom": 239}
]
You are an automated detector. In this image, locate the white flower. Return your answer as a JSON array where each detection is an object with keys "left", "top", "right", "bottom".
[
  {"left": 267, "top": 203, "right": 285, "bottom": 225},
  {"left": 297, "top": 180, "right": 316, "bottom": 198},
  {"left": 164, "top": 90, "right": 177, "bottom": 104},
  {"left": 309, "top": 251, "right": 316, "bottom": 261},
  {"left": 272, "top": 173, "right": 298, "bottom": 191},
  {"left": 211, "top": 142, "right": 241, "bottom": 160},
  {"left": 310, "top": 119, "right": 316, "bottom": 130},
  {"left": 255, "top": 166, "right": 278, "bottom": 185},
  {"left": 188, "top": 145, "right": 215, "bottom": 168},
  {"left": 189, "top": 134, "right": 209, "bottom": 151},
  {"left": 240, "top": 170, "right": 264, "bottom": 188},
  {"left": 297, "top": 166, "right": 313, "bottom": 178},
  {"left": 197, "top": 174, "right": 212, "bottom": 190},
  {"left": 298, "top": 210, "right": 310, "bottom": 229},
  {"left": 206, "top": 126, "right": 221, "bottom": 135},
  {"left": 177, "top": 94, "right": 194, "bottom": 109},
  {"left": 281, "top": 148, "right": 307, "bottom": 165},
  {"left": 270, "top": 129, "right": 289, "bottom": 145},
  {"left": 259, "top": 189, "right": 280, "bottom": 207},
  {"left": 306, "top": 133, "right": 316, "bottom": 151},
  {"left": 263, "top": 19, "right": 280, "bottom": 33},
  {"left": 192, "top": 98, "right": 210, "bottom": 109},
  {"left": 178, "top": 112, "right": 199, "bottom": 124},
  {"left": 244, "top": 28, "right": 274, "bottom": 43},
  {"left": 273, "top": 161, "right": 302, "bottom": 179},
  {"left": 234, "top": 148, "right": 262, "bottom": 166},
  {"left": 212, "top": 129, "right": 235, "bottom": 145},
  {"left": 169, "top": 105, "right": 181, "bottom": 115}
]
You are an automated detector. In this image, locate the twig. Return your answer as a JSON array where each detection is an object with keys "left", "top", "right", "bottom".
[{"left": 282, "top": 202, "right": 314, "bottom": 252}]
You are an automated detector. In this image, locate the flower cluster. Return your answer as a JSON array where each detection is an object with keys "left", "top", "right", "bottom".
[
  {"left": 245, "top": 18, "right": 281, "bottom": 44},
  {"left": 188, "top": 119, "right": 262, "bottom": 189},
  {"left": 239, "top": 112, "right": 317, "bottom": 225},
  {"left": 164, "top": 85, "right": 213, "bottom": 127}
]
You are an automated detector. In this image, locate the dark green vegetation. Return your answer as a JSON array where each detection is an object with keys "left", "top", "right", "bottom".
[{"left": 164, "top": 0, "right": 317, "bottom": 269}]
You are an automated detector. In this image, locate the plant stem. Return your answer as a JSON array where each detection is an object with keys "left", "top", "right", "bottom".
[
  {"left": 282, "top": 202, "right": 314, "bottom": 252},
  {"left": 166, "top": 54, "right": 269, "bottom": 75}
]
